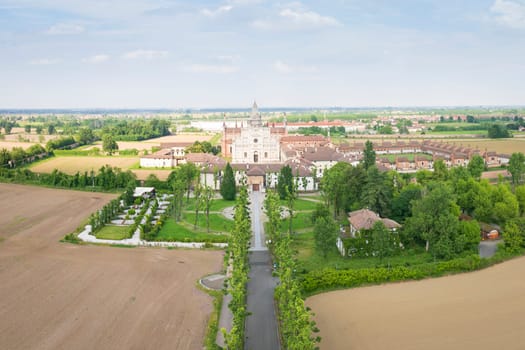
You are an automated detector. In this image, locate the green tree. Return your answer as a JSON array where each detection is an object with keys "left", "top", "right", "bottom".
[
  {"left": 456, "top": 220, "right": 481, "bottom": 253},
  {"left": 508, "top": 152, "right": 525, "bottom": 186},
  {"left": 391, "top": 183, "right": 423, "bottom": 223},
  {"left": 504, "top": 222, "right": 522, "bottom": 254},
  {"left": 488, "top": 124, "right": 511, "bottom": 138},
  {"left": 363, "top": 140, "right": 376, "bottom": 170},
  {"left": 515, "top": 185, "right": 525, "bottom": 216},
  {"left": 35, "top": 125, "right": 43, "bottom": 134},
  {"left": 371, "top": 221, "right": 395, "bottom": 262},
  {"left": 277, "top": 165, "right": 294, "bottom": 200},
  {"left": 320, "top": 162, "right": 352, "bottom": 218},
  {"left": 314, "top": 216, "right": 338, "bottom": 258},
  {"left": 47, "top": 124, "right": 56, "bottom": 135},
  {"left": 433, "top": 159, "right": 448, "bottom": 181},
  {"left": 178, "top": 162, "right": 199, "bottom": 201},
  {"left": 360, "top": 165, "right": 392, "bottom": 217},
  {"left": 467, "top": 154, "right": 485, "bottom": 179},
  {"left": 201, "top": 185, "right": 215, "bottom": 232},
  {"left": 102, "top": 134, "right": 118, "bottom": 155},
  {"left": 24, "top": 125, "right": 31, "bottom": 133},
  {"left": 404, "top": 183, "right": 460, "bottom": 258},
  {"left": 220, "top": 162, "right": 236, "bottom": 200},
  {"left": 78, "top": 127, "right": 95, "bottom": 145},
  {"left": 491, "top": 184, "right": 519, "bottom": 224}
]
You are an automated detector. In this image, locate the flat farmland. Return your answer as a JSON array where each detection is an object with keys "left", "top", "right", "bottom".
[
  {"left": 85, "top": 134, "right": 215, "bottom": 151},
  {"left": 0, "top": 140, "right": 44, "bottom": 150},
  {"left": 0, "top": 183, "right": 223, "bottom": 350},
  {"left": 446, "top": 138, "right": 525, "bottom": 154},
  {"left": 30, "top": 156, "right": 138, "bottom": 173},
  {"left": 307, "top": 257, "right": 525, "bottom": 350}
]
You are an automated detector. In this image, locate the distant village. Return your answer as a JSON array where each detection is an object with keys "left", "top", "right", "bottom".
[{"left": 140, "top": 103, "right": 511, "bottom": 192}]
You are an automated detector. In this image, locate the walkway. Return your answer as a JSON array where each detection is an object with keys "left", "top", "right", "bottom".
[{"left": 245, "top": 191, "right": 280, "bottom": 350}]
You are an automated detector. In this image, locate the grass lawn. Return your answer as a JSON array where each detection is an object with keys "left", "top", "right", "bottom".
[
  {"left": 156, "top": 218, "right": 228, "bottom": 243},
  {"left": 95, "top": 225, "right": 131, "bottom": 240},
  {"left": 280, "top": 198, "right": 320, "bottom": 211},
  {"left": 381, "top": 153, "right": 432, "bottom": 162},
  {"left": 184, "top": 198, "right": 236, "bottom": 212},
  {"left": 182, "top": 212, "right": 234, "bottom": 232},
  {"left": 280, "top": 212, "right": 314, "bottom": 232},
  {"left": 291, "top": 231, "right": 434, "bottom": 272}
]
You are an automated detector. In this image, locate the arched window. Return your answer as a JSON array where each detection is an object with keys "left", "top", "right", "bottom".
[
  {"left": 254, "top": 138, "right": 258, "bottom": 143},
  {"left": 254, "top": 152, "right": 259, "bottom": 163},
  {"left": 244, "top": 152, "right": 247, "bottom": 158},
  {"left": 264, "top": 152, "right": 268, "bottom": 158}
]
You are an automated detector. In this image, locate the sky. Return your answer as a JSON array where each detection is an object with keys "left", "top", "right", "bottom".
[{"left": 0, "top": 0, "right": 524, "bottom": 109}]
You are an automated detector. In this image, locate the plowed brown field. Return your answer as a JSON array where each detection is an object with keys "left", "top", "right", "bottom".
[
  {"left": 0, "top": 184, "right": 222, "bottom": 350},
  {"left": 307, "top": 257, "right": 525, "bottom": 350}
]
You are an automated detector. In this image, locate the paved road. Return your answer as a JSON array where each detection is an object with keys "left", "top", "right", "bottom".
[
  {"left": 479, "top": 240, "right": 499, "bottom": 258},
  {"left": 245, "top": 191, "right": 280, "bottom": 350}
]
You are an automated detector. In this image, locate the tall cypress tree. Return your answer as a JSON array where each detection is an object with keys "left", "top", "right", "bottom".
[{"left": 221, "top": 163, "right": 236, "bottom": 200}]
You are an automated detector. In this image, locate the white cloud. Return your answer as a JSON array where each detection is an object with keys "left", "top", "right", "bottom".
[
  {"left": 253, "top": 5, "right": 341, "bottom": 30},
  {"left": 29, "top": 58, "right": 61, "bottom": 65},
  {"left": 273, "top": 60, "right": 292, "bottom": 73},
  {"left": 46, "top": 23, "right": 85, "bottom": 35},
  {"left": 183, "top": 63, "right": 239, "bottom": 74},
  {"left": 201, "top": 5, "right": 233, "bottom": 17},
  {"left": 491, "top": 0, "right": 525, "bottom": 28},
  {"left": 82, "top": 54, "right": 110, "bottom": 64},
  {"left": 122, "top": 50, "right": 168, "bottom": 60},
  {"left": 279, "top": 8, "right": 340, "bottom": 27},
  {"left": 273, "top": 60, "right": 317, "bottom": 74}
]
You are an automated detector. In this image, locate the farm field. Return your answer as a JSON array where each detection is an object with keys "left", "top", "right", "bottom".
[
  {"left": 29, "top": 156, "right": 138, "bottom": 174},
  {"left": 307, "top": 256, "right": 525, "bottom": 350},
  {"left": 0, "top": 183, "right": 223, "bottom": 350},
  {"left": 446, "top": 138, "right": 525, "bottom": 154},
  {"left": 84, "top": 133, "right": 215, "bottom": 151},
  {"left": 0, "top": 140, "right": 43, "bottom": 150}
]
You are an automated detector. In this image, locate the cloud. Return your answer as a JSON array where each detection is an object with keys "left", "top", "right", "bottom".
[
  {"left": 491, "top": 0, "right": 525, "bottom": 28},
  {"left": 273, "top": 60, "right": 317, "bottom": 74},
  {"left": 122, "top": 50, "right": 168, "bottom": 60},
  {"left": 29, "top": 58, "right": 61, "bottom": 65},
  {"left": 46, "top": 23, "right": 85, "bottom": 35},
  {"left": 201, "top": 5, "right": 233, "bottom": 17},
  {"left": 253, "top": 5, "right": 341, "bottom": 30},
  {"left": 183, "top": 63, "right": 239, "bottom": 74},
  {"left": 273, "top": 60, "right": 292, "bottom": 73},
  {"left": 279, "top": 8, "right": 341, "bottom": 27},
  {"left": 82, "top": 54, "right": 110, "bottom": 64}
]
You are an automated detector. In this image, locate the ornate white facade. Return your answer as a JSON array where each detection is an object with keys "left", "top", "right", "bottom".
[{"left": 231, "top": 102, "right": 282, "bottom": 164}]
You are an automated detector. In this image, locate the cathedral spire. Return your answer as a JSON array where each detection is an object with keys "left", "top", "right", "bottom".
[{"left": 249, "top": 100, "right": 262, "bottom": 127}]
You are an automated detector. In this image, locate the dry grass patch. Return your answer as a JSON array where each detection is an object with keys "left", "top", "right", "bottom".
[{"left": 30, "top": 156, "right": 138, "bottom": 174}]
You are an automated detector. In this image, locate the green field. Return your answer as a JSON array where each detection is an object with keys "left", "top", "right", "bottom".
[
  {"left": 181, "top": 212, "right": 234, "bottom": 232},
  {"left": 291, "top": 231, "right": 433, "bottom": 272},
  {"left": 184, "top": 198, "right": 236, "bottom": 212},
  {"left": 95, "top": 225, "right": 131, "bottom": 240},
  {"left": 280, "top": 198, "right": 320, "bottom": 211},
  {"left": 156, "top": 218, "right": 228, "bottom": 242},
  {"left": 280, "top": 211, "right": 314, "bottom": 232},
  {"left": 381, "top": 153, "right": 433, "bottom": 162}
]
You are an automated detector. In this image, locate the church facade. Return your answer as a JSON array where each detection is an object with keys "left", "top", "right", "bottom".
[{"left": 222, "top": 102, "right": 286, "bottom": 164}]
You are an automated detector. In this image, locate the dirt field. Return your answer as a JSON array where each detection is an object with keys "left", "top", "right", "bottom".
[
  {"left": 446, "top": 138, "right": 525, "bottom": 154},
  {"left": 0, "top": 140, "right": 43, "bottom": 150},
  {"left": 84, "top": 134, "right": 214, "bottom": 152},
  {"left": 30, "top": 156, "right": 138, "bottom": 174},
  {"left": 307, "top": 257, "right": 525, "bottom": 350},
  {"left": 0, "top": 184, "right": 223, "bottom": 350}
]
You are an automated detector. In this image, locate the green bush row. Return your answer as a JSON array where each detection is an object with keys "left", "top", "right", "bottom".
[{"left": 299, "top": 252, "right": 513, "bottom": 296}]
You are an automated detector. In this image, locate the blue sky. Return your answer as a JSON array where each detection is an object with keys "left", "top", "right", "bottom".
[{"left": 0, "top": 0, "right": 524, "bottom": 108}]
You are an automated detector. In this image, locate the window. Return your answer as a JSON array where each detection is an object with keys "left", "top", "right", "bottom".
[
  {"left": 264, "top": 152, "right": 268, "bottom": 158},
  {"left": 254, "top": 138, "right": 258, "bottom": 143},
  {"left": 254, "top": 152, "right": 259, "bottom": 163},
  {"left": 244, "top": 152, "right": 247, "bottom": 158}
]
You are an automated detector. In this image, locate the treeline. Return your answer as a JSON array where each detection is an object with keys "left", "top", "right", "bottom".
[
  {"left": 0, "top": 165, "right": 137, "bottom": 191},
  {"left": 265, "top": 190, "right": 319, "bottom": 349},
  {"left": 296, "top": 125, "right": 346, "bottom": 137},
  {"left": 100, "top": 119, "right": 171, "bottom": 141},
  {"left": 222, "top": 182, "right": 251, "bottom": 349},
  {"left": 321, "top": 148, "right": 525, "bottom": 260},
  {"left": 0, "top": 144, "right": 49, "bottom": 167}
]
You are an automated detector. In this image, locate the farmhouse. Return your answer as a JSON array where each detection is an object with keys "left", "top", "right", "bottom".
[{"left": 336, "top": 209, "right": 401, "bottom": 256}]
